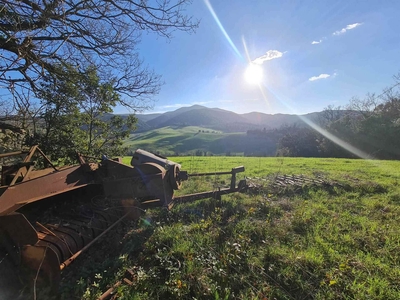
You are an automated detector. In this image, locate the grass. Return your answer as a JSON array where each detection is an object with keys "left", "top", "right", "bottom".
[
  {"left": 124, "top": 126, "right": 229, "bottom": 156},
  {"left": 123, "top": 126, "right": 278, "bottom": 156},
  {"left": 122, "top": 156, "right": 400, "bottom": 185},
  {"left": 60, "top": 156, "right": 400, "bottom": 299}
]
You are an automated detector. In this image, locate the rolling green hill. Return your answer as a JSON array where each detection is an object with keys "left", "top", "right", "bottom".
[
  {"left": 124, "top": 126, "right": 278, "bottom": 156},
  {"left": 122, "top": 105, "right": 354, "bottom": 156},
  {"left": 133, "top": 105, "right": 337, "bottom": 132}
]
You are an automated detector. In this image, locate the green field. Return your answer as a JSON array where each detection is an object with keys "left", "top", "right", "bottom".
[
  {"left": 123, "top": 156, "right": 400, "bottom": 185},
  {"left": 60, "top": 157, "right": 400, "bottom": 299},
  {"left": 124, "top": 126, "right": 229, "bottom": 155},
  {"left": 124, "top": 126, "right": 277, "bottom": 156}
]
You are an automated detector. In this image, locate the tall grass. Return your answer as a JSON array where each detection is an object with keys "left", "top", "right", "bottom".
[{"left": 61, "top": 157, "right": 400, "bottom": 299}]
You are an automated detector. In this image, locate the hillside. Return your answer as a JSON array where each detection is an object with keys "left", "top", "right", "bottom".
[
  {"left": 241, "top": 111, "right": 321, "bottom": 128},
  {"left": 125, "top": 126, "right": 279, "bottom": 156},
  {"left": 147, "top": 107, "right": 249, "bottom": 132},
  {"left": 122, "top": 106, "right": 350, "bottom": 156},
  {"left": 144, "top": 105, "right": 206, "bottom": 128},
  {"left": 134, "top": 105, "right": 328, "bottom": 132}
]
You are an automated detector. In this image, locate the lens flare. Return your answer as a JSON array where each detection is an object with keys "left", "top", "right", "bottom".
[{"left": 203, "top": 0, "right": 243, "bottom": 60}]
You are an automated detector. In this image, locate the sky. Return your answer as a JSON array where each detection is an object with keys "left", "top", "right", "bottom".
[{"left": 121, "top": 0, "right": 400, "bottom": 116}]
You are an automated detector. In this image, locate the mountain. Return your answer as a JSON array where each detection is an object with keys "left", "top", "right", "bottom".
[
  {"left": 145, "top": 105, "right": 209, "bottom": 128},
  {"left": 135, "top": 113, "right": 162, "bottom": 123},
  {"left": 241, "top": 112, "right": 320, "bottom": 128},
  {"left": 134, "top": 105, "right": 325, "bottom": 132},
  {"left": 146, "top": 106, "right": 249, "bottom": 131}
]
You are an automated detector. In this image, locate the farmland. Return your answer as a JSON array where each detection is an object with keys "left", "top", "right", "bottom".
[
  {"left": 125, "top": 126, "right": 229, "bottom": 156},
  {"left": 60, "top": 157, "right": 400, "bottom": 299},
  {"left": 124, "top": 124, "right": 281, "bottom": 157}
]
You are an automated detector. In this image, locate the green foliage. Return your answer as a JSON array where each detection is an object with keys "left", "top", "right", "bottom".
[
  {"left": 319, "top": 80, "right": 400, "bottom": 159},
  {"left": 277, "top": 125, "right": 321, "bottom": 157},
  {"left": 29, "top": 65, "right": 137, "bottom": 163}
]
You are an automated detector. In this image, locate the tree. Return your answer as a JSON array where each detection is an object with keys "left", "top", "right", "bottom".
[
  {"left": 320, "top": 73, "right": 400, "bottom": 159},
  {"left": 346, "top": 94, "right": 380, "bottom": 120},
  {"left": 318, "top": 116, "right": 359, "bottom": 158},
  {"left": 319, "top": 104, "right": 343, "bottom": 126},
  {"left": 357, "top": 80, "right": 400, "bottom": 159},
  {"left": 277, "top": 125, "right": 321, "bottom": 157},
  {"left": 29, "top": 65, "right": 137, "bottom": 162},
  {"left": 0, "top": 96, "right": 27, "bottom": 152},
  {"left": 0, "top": 0, "right": 198, "bottom": 108}
]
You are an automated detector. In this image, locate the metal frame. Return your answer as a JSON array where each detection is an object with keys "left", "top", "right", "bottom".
[{"left": 0, "top": 145, "right": 58, "bottom": 188}]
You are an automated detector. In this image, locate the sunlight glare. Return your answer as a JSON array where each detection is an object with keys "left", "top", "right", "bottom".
[{"left": 244, "top": 64, "right": 263, "bottom": 85}]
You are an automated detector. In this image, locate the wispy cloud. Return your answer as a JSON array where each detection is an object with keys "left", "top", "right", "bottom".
[
  {"left": 310, "top": 23, "right": 362, "bottom": 45},
  {"left": 309, "top": 74, "right": 331, "bottom": 81},
  {"left": 252, "top": 50, "right": 283, "bottom": 65},
  {"left": 333, "top": 23, "right": 362, "bottom": 35}
]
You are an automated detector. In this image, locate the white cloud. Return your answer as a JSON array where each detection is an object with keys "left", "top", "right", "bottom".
[
  {"left": 333, "top": 23, "right": 362, "bottom": 35},
  {"left": 311, "top": 40, "right": 322, "bottom": 45},
  {"left": 252, "top": 50, "right": 283, "bottom": 65},
  {"left": 309, "top": 74, "right": 331, "bottom": 81},
  {"left": 347, "top": 23, "right": 361, "bottom": 30}
]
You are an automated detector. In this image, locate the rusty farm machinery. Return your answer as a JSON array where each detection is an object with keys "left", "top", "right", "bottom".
[{"left": 0, "top": 146, "right": 247, "bottom": 296}]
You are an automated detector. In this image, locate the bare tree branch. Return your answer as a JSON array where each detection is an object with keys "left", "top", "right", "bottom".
[{"left": 0, "top": 0, "right": 198, "bottom": 109}]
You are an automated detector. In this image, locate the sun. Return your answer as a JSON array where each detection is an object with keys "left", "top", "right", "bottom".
[{"left": 244, "top": 64, "right": 263, "bottom": 85}]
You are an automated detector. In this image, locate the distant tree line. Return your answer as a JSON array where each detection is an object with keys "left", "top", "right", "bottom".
[{"left": 263, "top": 76, "right": 400, "bottom": 159}]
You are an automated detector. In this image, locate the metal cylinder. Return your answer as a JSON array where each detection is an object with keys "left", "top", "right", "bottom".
[{"left": 130, "top": 149, "right": 181, "bottom": 170}]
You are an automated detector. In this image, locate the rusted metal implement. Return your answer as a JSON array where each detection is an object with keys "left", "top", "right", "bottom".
[{"left": 0, "top": 146, "right": 246, "bottom": 294}]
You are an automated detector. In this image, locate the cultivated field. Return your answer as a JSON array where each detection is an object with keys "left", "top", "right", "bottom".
[{"left": 60, "top": 157, "right": 400, "bottom": 299}]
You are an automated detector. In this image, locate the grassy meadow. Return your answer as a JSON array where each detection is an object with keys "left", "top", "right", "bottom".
[
  {"left": 125, "top": 126, "right": 229, "bottom": 156},
  {"left": 60, "top": 157, "right": 400, "bottom": 299},
  {"left": 124, "top": 126, "right": 277, "bottom": 156}
]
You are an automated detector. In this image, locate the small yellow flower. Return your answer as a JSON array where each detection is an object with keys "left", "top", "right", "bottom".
[{"left": 177, "top": 280, "right": 182, "bottom": 288}]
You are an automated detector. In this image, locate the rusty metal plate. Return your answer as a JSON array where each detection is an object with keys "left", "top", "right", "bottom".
[
  {"left": 0, "top": 212, "right": 38, "bottom": 246},
  {"left": 21, "top": 244, "right": 61, "bottom": 291},
  {"left": 0, "top": 165, "right": 93, "bottom": 216}
]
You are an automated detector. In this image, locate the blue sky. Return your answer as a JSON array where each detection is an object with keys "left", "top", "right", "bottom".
[{"left": 118, "top": 0, "right": 400, "bottom": 115}]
